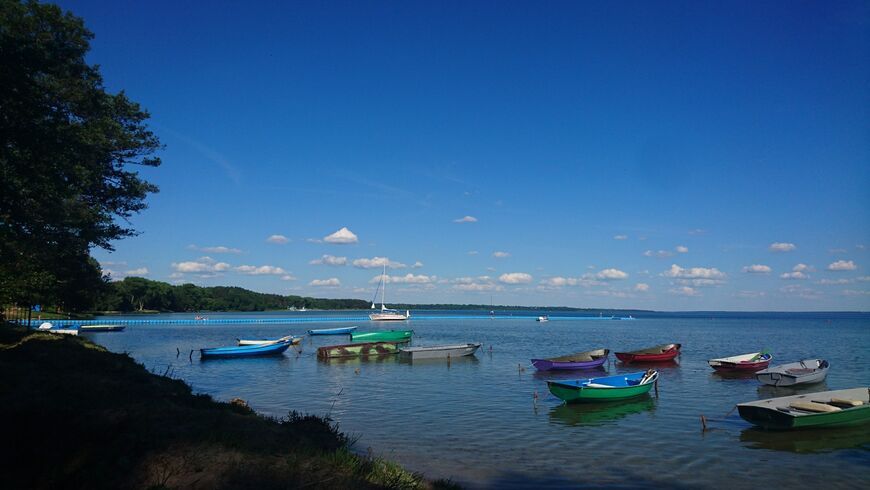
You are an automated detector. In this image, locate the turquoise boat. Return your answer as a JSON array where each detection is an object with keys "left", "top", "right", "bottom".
[
  {"left": 307, "top": 326, "right": 357, "bottom": 335},
  {"left": 547, "top": 370, "right": 659, "bottom": 403},
  {"left": 350, "top": 330, "right": 412, "bottom": 343}
]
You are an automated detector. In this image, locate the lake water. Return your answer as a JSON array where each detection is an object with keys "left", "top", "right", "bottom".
[{"left": 83, "top": 311, "right": 869, "bottom": 489}]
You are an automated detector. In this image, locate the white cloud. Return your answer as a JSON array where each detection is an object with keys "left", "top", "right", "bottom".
[
  {"left": 842, "top": 289, "right": 870, "bottom": 296},
  {"left": 125, "top": 267, "right": 149, "bottom": 276},
  {"left": 452, "top": 276, "right": 503, "bottom": 292},
  {"left": 818, "top": 278, "right": 852, "bottom": 285},
  {"left": 172, "top": 258, "right": 231, "bottom": 274},
  {"left": 827, "top": 260, "right": 857, "bottom": 271},
  {"left": 467, "top": 250, "right": 479, "bottom": 255},
  {"left": 353, "top": 257, "right": 407, "bottom": 269},
  {"left": 411, "top": 261, "right": 424, "bottom": 268},
  {"left": 323, "top": 227, "right": 358, "bottom": 244},
  {"left": 188, "top": 244, "right": 242, "bottom": 254},
  {"left": 793, "top": 263, "right": 810, "bottom": 272},
  {"left": 780, "top": 284, "right": 821, "bottom": 299},
  {"left": 688, "top": 229, "right": 705, "bottom": 235},
  {"left": 857, "top": 276, "right": 870, "bottom": 282},
  {"left": 670, "top": 286, "right": 700, "bottom": 296},
  {"left": 281, "top": 274, "right": 296, "bottom": 281},
  {"left": 780, "top": 271, "right": 808, "bottom": 280},
  {"left": 372, "top": 273, "right": 436, "bottom": 284},
  {"left": 492, "top": 251, "right": 511, "bottom": 258},
  {"left": 662, "top": 264, "right": 726, "bottom": 280},
  {"left": 309, "top": 278, "right": 341, "bottom": 287},
  {"left": 643, "top": 250, "right": 673, "bottom": 258},
  {"left": 743, "top": 264, "right": 772, "bottom": 273},
  {"left": 594, "top": 268, "right": 628, "bottom": 280},
  {"left": 309, "top": 254, "right": 347, "bottom": 266},
  {"left": 634, "top": 283, "right": 650, "bottom": 292},
  {"left": 675, "top": 245, "right": 689, "bottom": 254},
  {"left": 499, "top": 272, "right": 533, "bottom": 284},
  {"left": 266, "top": 234, "right": 289, "bottom": 244},
  {"left": 539, "top": 276, "right": 603, "bottom": 288},
  {"left": 306, "top": 238, "right": 323, "bottom": 244},
  {"left": 769, "top": 242, "right": 796, "bottom": 252},
  {"left": 736, "top": 290, "right": 766, "bottom": 298},
  {"left": 453, "top": 215, "right": 478, "bottom": 223},
  {"left": 235, "top": 265, "right": 288, "bottom": 275},
  {"left": 613, "top": 235, "right": 628, "bottom": 240}
]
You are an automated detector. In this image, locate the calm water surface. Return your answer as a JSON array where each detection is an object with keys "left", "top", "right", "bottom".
[{"left": 86, "top": 312, "right": 870, "bottom": 489}]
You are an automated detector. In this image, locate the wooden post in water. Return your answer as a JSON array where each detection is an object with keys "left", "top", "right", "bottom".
[{"left": 700, "top": 415, "right": 708, "bottom": 432}]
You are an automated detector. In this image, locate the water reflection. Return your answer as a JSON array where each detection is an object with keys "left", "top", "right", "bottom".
[
  {"left": 739, "top": 425, "right": 870, "bottom": 453},
  {"left": 398, "top": 355, "right": 480, "bottom": 367},
  {"left": 756, "top": 382, "right": 831, "bottom": 398},
  {"left": 616, "top": 359, "right": 680, "bottom": 370},
  {"left": 317, "top": 354, "right": 400, "bottom": 366},
  {"left": 549, "top": 397, "right": 656, "bottom": 427},
  {"left": 532, "top": 366, "right": 608, "bottom": 381},
  {"left": 710, "top": 370, "right": 758, "bottom": 380}
]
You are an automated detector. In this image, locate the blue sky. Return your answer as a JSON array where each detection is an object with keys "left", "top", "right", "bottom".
[{"left": 58, "top": 0, "right": 869, "bottom": 310}]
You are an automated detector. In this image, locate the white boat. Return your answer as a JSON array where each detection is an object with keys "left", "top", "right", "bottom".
[
  {"left": 236, "top": 335, "right": 301, "bottom": 346},
  {"left": 755, "top": 359, "right": 829, "bottom": 387},
  {"left": 369, "top": 263, "right": 410, "bottom": 321},
  {"left": 400, "top": 343, "right": 481, "bottom": 360},
  {"left": 537, "top": 315, "right": 549, "bottom": 322}
]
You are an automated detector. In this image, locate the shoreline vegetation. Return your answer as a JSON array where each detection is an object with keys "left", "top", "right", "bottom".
[{"left": 0, "top": 323, "right": 458, "bottom": 489}]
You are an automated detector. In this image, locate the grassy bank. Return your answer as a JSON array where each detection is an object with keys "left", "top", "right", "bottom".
[{"left": 0, "top": 324, "right": 457, "bottom": 489}]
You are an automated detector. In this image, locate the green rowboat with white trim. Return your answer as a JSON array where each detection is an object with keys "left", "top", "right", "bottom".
[
  {"left": 738, "top": 387, "right": 870, "bottom": 430},
  {"left": 547, "top": 370, "right": 658, "bottom": 403}
]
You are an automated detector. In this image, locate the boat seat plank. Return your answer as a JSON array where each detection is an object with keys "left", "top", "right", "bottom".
[
  {"left": 826, "top": 398, "right": 863, "bottom": 408},
  {"left": 790, "top": 401, "right": 841, "bottom": 413}
]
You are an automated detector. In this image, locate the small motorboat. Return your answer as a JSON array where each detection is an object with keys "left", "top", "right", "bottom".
[
  {"left": 236, "top": 335, "right": 302, "bottom": 346},
  {"left": 307, "top": 326, "right": 357, "bottom": 335},
  {"left": 531, "top": 348, "right": 610, "bottom": 371},
  {"left": 350, "top": 330, "right": 413, "bottom": 343},
  {"left": 708, "top": 351, "right": 772, "bottom": 372},
  {"left": 400, "top": 343, "right": 481, "bottom": 360},
  {"left": 547, "top": 370, "right": 659, "bottom": 403},
  {"left": 755, "top": 359, "right": 829, "bottom": 386},
  {"left": 201, "top": 338, "right": 293, "bottom": 359},
  {"left": 737, "top": 387, "right": 870, "bottom": 430},
  {"left": 615, "top": 344, "right": 681, "bottom": 363},
  {"left": 317, "top": 341, "right": 401, "bottom": 359},
  {"left": 537, "top": 315, "right": 549, "bottom": 322},
  {"left": 79, "top": 324, "right": 125, "bottom": 332}
]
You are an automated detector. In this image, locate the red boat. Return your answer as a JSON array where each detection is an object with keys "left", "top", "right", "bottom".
[
  {"left": 708, "top": 351, "right": 772, "bottom": 372},
  {"left": 615, "top": 343, "right": 681, "bottom": 363}
]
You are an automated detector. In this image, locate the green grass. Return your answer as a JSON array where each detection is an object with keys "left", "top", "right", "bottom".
[{"left": 0, "top": 324, "right": 458, "bottom": 489}]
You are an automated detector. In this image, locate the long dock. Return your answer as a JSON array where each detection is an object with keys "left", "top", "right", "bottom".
[{"left": 23, "top": 314, "right": 634, "bottom": 327}]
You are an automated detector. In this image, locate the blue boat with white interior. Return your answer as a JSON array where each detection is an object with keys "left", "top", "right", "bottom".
[
  {"left": 307, "top": 326, "right": 357, "bottom": 335},
  {"left": 200, "top": 338, "right": 293, "bottom": 359}
]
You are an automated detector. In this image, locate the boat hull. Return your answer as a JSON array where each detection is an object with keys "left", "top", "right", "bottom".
[
  {"left": 532, "top": 356, "right": 608, "bottom": 371},
  {"left": 755, "top": 359, "right": 829, "bottom": 387},
  {"left": 711, "top": 360, "right": 771, "bottom": 372},
  {"left": 400, "top": 343, "right": 481, "bottom": 360},
  {"left": 737, "top": 387, "right": 870, "bottom": 430},
  {"left": 317, "top": 341, "right": 400, "bottom": 359},
  {"left": 547, "top": 371, "right": 658, "bottom": 403},
  {"left": 201, "top": 340, "right": 291, "bottom": 359},
  {"left": 615, "top": 344, "right": 680, "bottom": 363},
  {"left": 307, "top": 326, "right": 357, "bottom": 335},
  {"left": 79, "top": 325, "right": 125, "bottom": 332},
  {"left": 237, "top": 337, "right": 301, "bottom": 346},
  {"left": 369, "top": 313, "right": 409, "bottom": 321},
  {"left": 350, "top": 330, "right": 413, "bottom": 343}
]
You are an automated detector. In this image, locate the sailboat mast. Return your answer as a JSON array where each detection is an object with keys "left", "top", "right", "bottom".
[{"left": 381, "top": 262, "right": 386, "bottom": 310}]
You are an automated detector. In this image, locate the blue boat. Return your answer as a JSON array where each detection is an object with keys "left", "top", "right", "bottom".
[
  {"left": 200, "top": 339, "right": 292, "bottom": 359},
  {"left": 307, "top": 326, "right": 357, "bottom": 335}
]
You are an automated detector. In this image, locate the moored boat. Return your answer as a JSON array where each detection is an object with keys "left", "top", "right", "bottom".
[
  {"left": 737, "top": 387, "right": 870, "bottom": 430},
  {"left": 79, "top": 324, "right": 125, "bottom": 332},
  {"left": 708, "top": 351, "right": 772, "bottom": 372},
  {"left": 200, "top": 338, "right": 292, "bottom": 359},
  {"left": 350, "top": 330, "right": 413, "bottom": 343},
  {"left": 400, "top": 343, "right": 481, "bottom": 360},
  {"left": 755, "top": 359, "right": 829, "bottom": 386},
  {"left": 307, "top": 326, "right": 357, "bottom": 335},
  {"left": 547, "top": 370, "right": 659, "bottom": 403},
  {"left": 236, "top": 335, "right": 301, "bottom": 346},
  {"left": 531, "top": 348, "right": 610, "bottom": 371},
  {"left": 369, "top": 263, "right": 410, "bottom": 321},
  {"left": 537, "top": 315, "right": 549, "bottom": 322},
  {"left": 615, "top": 344, "right": 680, "bottom": 363},
  {"left": 317, "top": 341, "right": 401, "bottom": 359}
]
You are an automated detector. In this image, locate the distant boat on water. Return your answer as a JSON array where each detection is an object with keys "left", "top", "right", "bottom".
[
  {"left": 369, "top": 263, "right": 410, "bottom": 321},
  {"left": 537, "top": 315, "right": 549, "bottom": 322}
]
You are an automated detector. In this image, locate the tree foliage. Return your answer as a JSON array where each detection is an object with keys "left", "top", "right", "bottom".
[{"left": 0, "top": 1, "right": 161, "bottom": 310}]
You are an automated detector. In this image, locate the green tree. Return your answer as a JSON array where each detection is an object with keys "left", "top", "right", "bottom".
[{"left": 0, "top": 1, "right": 161, "bottom": 314}]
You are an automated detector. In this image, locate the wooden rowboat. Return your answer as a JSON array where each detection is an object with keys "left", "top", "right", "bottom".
[
  {"left": 615, "top": 344, "right": 680, "bottom": 363},
  {"left": 531, "top": 349, "right": 610, "bottom": 371},
  {"left": 350, "top": 330, "right": 412, "bottom": 343},
  {"left": 400, "top": 343, "right": 481, "bottom": 360},
  {"left": 708, "top": 351, "right": 772, "bottom": 372},
  {"left": 307, "top": 326, "right": 357, "bottom": 335},
  {"left": 755, "top": 359, "right": 829, "bottom": 386},
  {"left": 236, "top": 335, "right": 302, "bottom": 346},
  {"left": 79, "top": 324, "right": 125, "bottom": 332},
  {"left": 547, "top": 370, "right": 659, "bottom": 403},
  {"left": 201, "top": 339, "right": 292, "bottom": 359},
  {"left": 317, "top": 341, "right": 401, "bottom": 359},
  {"left": 738, "top": 387, "right": 870, "bottom": 430}
]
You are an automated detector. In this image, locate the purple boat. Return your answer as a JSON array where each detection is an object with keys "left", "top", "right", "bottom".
[{"left": 531, "top": 348, "right": 610, "bottom": 371}]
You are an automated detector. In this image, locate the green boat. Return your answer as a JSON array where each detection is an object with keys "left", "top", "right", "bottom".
[
  {"left": 350, "top": 330, "right": 412, "bottom": 343},
  {"left": 317, "top": 341, "right": 401, "bottom": 359},
  {"left": 737, "top": 387, "right": 870, "bottom": 430},
  {"left": 547, "top": 370, "right": 658, "bottom": 403},
  {"left": 78, "top": 324, "right": 125, "bottom": 332}
]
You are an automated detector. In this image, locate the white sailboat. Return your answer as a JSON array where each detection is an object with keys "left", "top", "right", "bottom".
[{"left": 369, "top": 263, "right": 410, "bottom": 321}]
